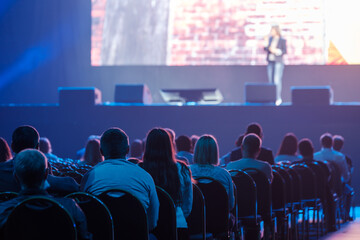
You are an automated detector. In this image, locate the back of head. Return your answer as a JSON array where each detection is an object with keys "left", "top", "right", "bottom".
[
  {"left": 83, "top": 139, "right": 104, "bottom": 166},
  {"left": 332, "top": 135, "right": 344, "bottom": 151},
  {"left": 39, "top": 137, "right": 52, "bottom": 154},
  {"left": 175, "top": 135, "right": 191, "bottom": 152},
  {"left": 193, "top": 135, "right": 219, "bottom": 165},
  {"left": 100, "top": 128, "right": 129, "bottom": 159},
  {"left": 277, "top": 133, "right": 298, "bottom": 156},
  {"left": 12, "top": 125, "right": 39, "bottom": 154},
  {"left": 245, "top": 122, "right": 263, "bottom": 139},
  {"left": 235, "top": 134, "right": 245, "bottom": 147},
  {"left": 0, "top": 137, "right": 12, "bottom": 162},
  {"left": 242, "top": 134, "right": 262, "bottom": 158},
  {"left": 130, "top": 139, "right": 143, "bottom": 158},
  {"left": 320, "top": 133, "right": 333, "bottom": 148},
  {"left": 144, "top": 128, "right": 175, "bottom": 165},
  {"left": 143, "top": 128, "right": 180, "bottom": 203},
  {"left": 298, "top": 138, "right": 314, "bottom": 158},
  {"left": 14, "top": 149, "right": 47, "bottom": 189}
]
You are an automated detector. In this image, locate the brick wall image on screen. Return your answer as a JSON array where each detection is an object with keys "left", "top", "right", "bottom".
[{"left": 92, "top": 0, "right": 327, "bottom": 66}]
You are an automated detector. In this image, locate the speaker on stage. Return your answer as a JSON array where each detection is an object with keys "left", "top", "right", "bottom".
[
  {"left": 291, "top": 86, "right": 333, "bottom": 106},
  {"left": 58, "top": 87, "right": 102, "bottom": 106},
  {"left": 114, "top": 84, "right": 152, "bottom": 104},
  {"left": 244, "top": 83, "right": 276, "bottom": 104}
]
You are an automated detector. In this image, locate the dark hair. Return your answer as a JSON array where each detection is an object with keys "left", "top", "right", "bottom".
[
  {"left": 235, "top": 134, "right": 245, "bottom": 147},
  {"left": 0, "top": 138, "right": 12, "bottom": 163},
  {"left": 12, "top": 125, "right": 39, "bottom": 153},
  {"left": 82, "top": 139, "right": 104, "bottom": 166},
  {"left": 193, "top": 135, "right": 219, "bottom": 165},
  {"left": 175, "top": 135, "right": 192, "bottom": 152},
  {"left": 332, "top": 135, "right": 344, "bottom": 151},
  {"left": 130, "top": 139, "right": 143, "bottom": 158},
  {"left": 246, "top": 122, "right": 263, "bottom": 138},
  {"left": 142, "top": 128, "right": 181, "bottom": 204},
  {"left": 100, "top": 128, "right": 129, "bottom": 159},
  {"left": 14, "top": 149, "right": 47, "bottom": 188},
  {"left": 242, "top": 134, "right": 262, "bottom": 158},
  {"left": 298, "top": 138, "right": 314, "bottom": 157},
  {"left": 277, "top": 133, "right": 298, "bottom": 156},
  {"left": 320, "top": 133, "right": 332, "bottom": 148},
  {"left": 39, "top": 137, "right": 51, "bottom": 154}
]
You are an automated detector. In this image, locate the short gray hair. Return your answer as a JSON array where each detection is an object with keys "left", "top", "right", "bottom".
[{"left": 15, "top": 149, "right": 47, "bottom": 188}]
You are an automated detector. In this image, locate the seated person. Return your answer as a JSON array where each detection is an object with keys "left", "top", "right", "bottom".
[
  {"left": 0, "top": 149, "right": 92, "bottom": 240},
  {"left": 176, "top": 135, "right": 194, "bottom": 165},
  {"left": 230, "top": 122, "right": 274, "bottom": 165},
  {"left": 0, "top": 138, "right": 12, "bottom": 163},
  {"left": 130, "top": 139, "right": 144, "bottom": 159},
  {"left": 190, "top": 135, "right": 235, "bottom": 210},
  {"left": 0, "top": 126, "right": 79, "bottom": 196},
  {"left": 314, "top": 133, "right": 350, "bottom": 183},
  {"left": 81, "top": 127, "right": 159, "bottom": 230},
  {"left": 226, "top": 133, "right": 273, "bottom": 182},
  {"left": 275, "top": 133, "right": 302, "bottom": 163}
]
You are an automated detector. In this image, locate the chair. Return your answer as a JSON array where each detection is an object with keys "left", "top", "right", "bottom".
[
  {"left": 66, "top": 192, "right": 114, "bottom": 240},
  {"left": 194, "top": 177, "right": 230, "bottom": 239},
  {"left": 152, "top": 186, "right": 177, "bottom": 240},
  {"left": 291, "top": 164, "right": 321, "bottom": 240},
  {"left": 186, "top": 183, "right": 214, "bottom": 240},
  {"left": 242, "top": 168, "right": 274, "bottom": 240},
  {"left": 230, "top": 170, "right": 264, "bottom": 240},
  {"left": 0, "top": 192, "right": 18, "bottom": 203},
  {"left": 3, "top": 196, "right": 77, "bottom": 240},
  {"left": 98, "top": 189, "right": 149, "bottom": 240},
  {"left": 271, "top": 169, "right": 290, "bottom": 240}
]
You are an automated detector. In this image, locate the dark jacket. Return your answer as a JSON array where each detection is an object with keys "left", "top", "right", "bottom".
[{"left": 265, "top": 36, "right": 287, "bottom": 63}]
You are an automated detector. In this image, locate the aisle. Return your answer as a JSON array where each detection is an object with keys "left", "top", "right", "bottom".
[
  {"left": 320, "top": 219, "right": 360, "bottom": 240},
  {"left": 320, "top": 207, "right": 360, "bottom": 240}
]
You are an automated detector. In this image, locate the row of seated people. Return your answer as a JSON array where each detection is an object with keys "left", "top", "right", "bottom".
[{"left": 0, "top": 124, "right": 354, "bottom": 240}]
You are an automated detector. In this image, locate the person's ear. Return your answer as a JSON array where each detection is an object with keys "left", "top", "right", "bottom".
[
  {"left": 100, "top": 147, "right": 104, "bottom": 156},
  {"left": 35, "top": 142, "right": 39, "bottom": 150},
  {"left": 126, "top": 146, "right": 130, "bottom": 155}
]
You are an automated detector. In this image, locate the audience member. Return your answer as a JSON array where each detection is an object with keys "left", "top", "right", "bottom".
[
  {"left": 79, "top": 139, "right": 103, "bottom": 166},
  {"left": 230, "top": 122, "right": 275, "bottom": 165},
  {"left": 0, "top": 149, "right": 92, "bottom": 240},
  {"left": 293, "top": 138, "right": 315, "bottom": 164},
  {"left": 141, "top": 128, "right": 192, "bottom": 240},
  {"left": 190, "top": 135, "right": 200, "bottom": 153},
  {"left": 130, "top": 139, "right": 143, "bottom": 159},
  {"left": 165, "top": 128, "right": 189, "bottom": 164},
  {"left": 220, "top": 134, "right": 244, "bottom": 166},
  {"left": 314, "top": 133, "right": 350, "bottom": 183},
  {"left": 39, "top": 137, "right": 60, "bottom": 163},
  {"left": 176, "top": 135, "right": 194, "bottom": 164},
  {"left": 275, "top": 133, "right": 302, "bottom": 163},
  {"left": 0, "top": 126, "right": 79, "bottom": 195},
  {"left": 226, "top": 133, "right": 273, "bottom": 182},
  {"left": 81, "top": 127, "right": 159, "bottom": 230},
  {"left": 190, "top": 135, "right": 235, "bottom": 210},
  {"left": 332, "top": 134, "right": 354, "bottom": 221},
  {"left": 76, "top": 135, "right": 100, "bottom": 159},
  {"left": 0, "top": 138, "right": 12, "bottom": 163},
  {"left": 333, "top": 135, "right": 353, "bottom": 177}
]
